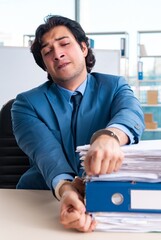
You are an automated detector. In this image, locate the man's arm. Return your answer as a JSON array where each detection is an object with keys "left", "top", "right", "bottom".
[{"left": 11, "top": 94, "right": 76, "bottom": 189}]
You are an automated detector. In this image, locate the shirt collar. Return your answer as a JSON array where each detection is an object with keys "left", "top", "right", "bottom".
[{"left": 55, "top": 74, "right": 90, "bottom": 103}]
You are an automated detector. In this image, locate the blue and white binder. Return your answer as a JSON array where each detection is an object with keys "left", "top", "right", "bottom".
[{"left": 85, "top": 180, "right": 161, "bottom": 213}]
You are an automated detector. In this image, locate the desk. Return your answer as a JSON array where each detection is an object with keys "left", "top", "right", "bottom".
[{"left": 0, "top": 189, "right": 161, "bottom": 240}]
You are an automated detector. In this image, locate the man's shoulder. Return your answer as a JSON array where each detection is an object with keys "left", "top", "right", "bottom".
[
  {"left": 14, "top": 81, "right": 54, "bottom": 107},
  {"left": 18, "top": 81, "right": 52, "bottom": 97},
  {"left": 89, "top": 72, "right": 126, "bottom": 87},
  {"left": 13, "top": 81, "right": 55, "bottom": 111},
  {"left": 90, "top": 72, "right": 122, "bottom": 82}
]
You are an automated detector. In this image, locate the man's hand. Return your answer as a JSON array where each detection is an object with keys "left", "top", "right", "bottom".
[
  {"left": 84, "top": 133, "right": 124, "bottom": 176},
  {"left": 60, "top": 190, "right": 97, "bottom": 232}
]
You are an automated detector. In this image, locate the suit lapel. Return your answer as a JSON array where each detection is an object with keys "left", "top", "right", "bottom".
[{"left": 76, "top": 76, "right": 99, "bottom": 146}]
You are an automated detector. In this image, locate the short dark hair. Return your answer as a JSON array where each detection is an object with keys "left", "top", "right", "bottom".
[{"left": 31, "top": 15, "right": 96, "bottom": 80}]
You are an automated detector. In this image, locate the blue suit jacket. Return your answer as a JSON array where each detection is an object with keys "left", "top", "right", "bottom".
[{"left": 11, "top": 73, "right": 145, "bottom": 190}]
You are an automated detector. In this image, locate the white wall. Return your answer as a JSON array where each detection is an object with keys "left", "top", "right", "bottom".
[
  {"left": 0, "top": 46, "right": 46, "bottom": 108},
  {"left": 0, "top": 47, "right": 120, "bottom": 108},
  {"left": 92, "top": 49, "right": 120, "bottom": 75}
]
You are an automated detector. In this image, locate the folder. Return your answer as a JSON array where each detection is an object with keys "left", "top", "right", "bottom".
[{"left": 85, "top": 180, "right": 161, "bottom": 213}]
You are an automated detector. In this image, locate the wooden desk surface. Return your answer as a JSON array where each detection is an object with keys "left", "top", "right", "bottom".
[{"left": 0, "top": 189, "right": 161, "bottom": 240}]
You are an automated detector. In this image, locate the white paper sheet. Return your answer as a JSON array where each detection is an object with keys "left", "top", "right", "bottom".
[{"left": 76, "top": 140, "right": 161, "bottom": 182}]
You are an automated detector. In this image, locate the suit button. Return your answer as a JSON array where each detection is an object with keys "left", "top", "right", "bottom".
[{"left": 134, "top": 124, "right": 140, "bottom": 130}]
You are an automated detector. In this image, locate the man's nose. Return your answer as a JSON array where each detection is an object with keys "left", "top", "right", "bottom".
[{"left": 54, "top": 52, "right": 65, "bottom": 61}]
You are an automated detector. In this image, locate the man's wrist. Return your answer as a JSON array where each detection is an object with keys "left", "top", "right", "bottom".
[
  {"left": 71, "top": 177, "right": 85, "bottom": 198},
  {"left": 55, "top": 180, "right": 72, "bottom": 201},
  {"left": 55, "top": 177, "right": 85, "bottom": 201},
  {"left": 90, "top": 129, "right": 120, "bottom": 145}
]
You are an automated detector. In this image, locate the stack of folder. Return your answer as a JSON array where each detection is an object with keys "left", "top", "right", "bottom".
[{"left": 76, "top": 140, "right": 161, "bottom": 232}]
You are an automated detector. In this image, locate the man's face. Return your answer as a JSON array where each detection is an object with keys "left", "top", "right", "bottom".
[{"left": 41, "top": 25, "right": 88, "bottom": 90}]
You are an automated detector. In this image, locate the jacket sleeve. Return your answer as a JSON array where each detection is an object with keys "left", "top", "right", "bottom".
[
  {"left": 105, "top": 75, "right": 145, "bottom": 143},
  {"left": 11, "top": 93, "right": 75, "bottom": 189}
]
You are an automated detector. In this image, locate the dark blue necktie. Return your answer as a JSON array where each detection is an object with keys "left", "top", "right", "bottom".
[{"left": 71, "top": 93, "right": 82, "bottom": 149}]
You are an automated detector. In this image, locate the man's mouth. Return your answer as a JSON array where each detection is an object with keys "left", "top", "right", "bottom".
[{"left": 57, "top": 62, "right": 69, "bottom": 69}]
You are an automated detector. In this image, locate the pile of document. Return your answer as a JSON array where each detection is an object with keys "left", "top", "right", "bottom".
[
  {"left": 91, "top": 212, "right": 161, "bottom": 232},
  {"left": 76, "top": 140, "right": 161, "bottom": 232}
]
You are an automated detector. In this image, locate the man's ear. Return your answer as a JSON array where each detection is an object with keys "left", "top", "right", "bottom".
[{"left": 81, "top": 42, "right": 88, "bottom": 57}]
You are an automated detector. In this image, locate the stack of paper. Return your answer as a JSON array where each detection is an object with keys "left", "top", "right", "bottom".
[
  {"left": 76, "top": 140, "right": 161, "bottom": 232},
  {"left": 76, "top": 140, "right": 161, "bottom": 182},
  {"left": 92, "top": 212, "right": 161, "bottom": 232}
]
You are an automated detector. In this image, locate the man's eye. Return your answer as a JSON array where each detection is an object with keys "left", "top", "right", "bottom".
[
  {"left": 44, "top": 50, "right": 51, "bottom": 56},
  {"left": 62, "top": 42, "right": 70, "bottom": 46}
]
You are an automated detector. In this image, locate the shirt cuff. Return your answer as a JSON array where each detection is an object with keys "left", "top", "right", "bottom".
[
  {"left": 107, "top": 124, "right": 135, "bottom": 144},
  {"left": 52, "top": 174, "right": 74, "bottom": 190}
]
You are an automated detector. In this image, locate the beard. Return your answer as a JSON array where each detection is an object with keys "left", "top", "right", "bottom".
[{"left": 51, "top": 61, "right": 87, "bottom": 88}]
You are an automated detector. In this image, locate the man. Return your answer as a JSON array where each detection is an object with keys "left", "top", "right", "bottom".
[{"left": 11, "top": 15, "right": 145, "bottom": 232}]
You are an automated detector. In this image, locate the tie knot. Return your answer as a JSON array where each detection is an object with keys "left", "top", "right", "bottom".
[{"left": 71, "top": 92, "right": 82, "bottom": 108}]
